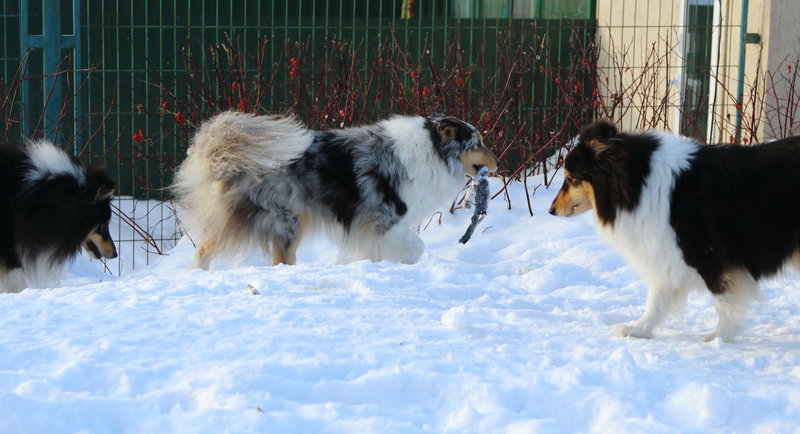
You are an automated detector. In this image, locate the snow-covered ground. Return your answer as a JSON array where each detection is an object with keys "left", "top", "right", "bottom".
[{"left": 2, "top": 175, "right": 800, "bottom": 433}]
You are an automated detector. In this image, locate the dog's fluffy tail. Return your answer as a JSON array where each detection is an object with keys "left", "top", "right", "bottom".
[
  {"left": 172, "top": 111, "right": 312, "bottom": 245},
  {"left": 179, "top": 111, "right": 311, "bottom": 181}
]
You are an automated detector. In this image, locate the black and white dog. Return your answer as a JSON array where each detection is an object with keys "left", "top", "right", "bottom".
[
  {"left": 0, "top": 140, "right": 116, "bottom": 293},
  {"left": 173, "top": 111, "right": 499, "bottom": 269},
  {"left": 549, "top": 121, "right": 800, "bottom": 342}
]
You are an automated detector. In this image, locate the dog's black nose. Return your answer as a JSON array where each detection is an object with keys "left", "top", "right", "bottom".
[{"left": 548, "top": 206, "right": 556, "bottom": 215}]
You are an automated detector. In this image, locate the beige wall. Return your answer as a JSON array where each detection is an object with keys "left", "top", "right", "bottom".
[
  {"left": 763, "top": 0, "right": 800, "bottom": 138},
  {"left": 593, "top": 0, "right": 800, "bottom": 142},
  {"left": 595, "top": 0, "right": 687, "bottom": 133}
]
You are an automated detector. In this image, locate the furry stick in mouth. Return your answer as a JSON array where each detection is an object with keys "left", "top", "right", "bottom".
[
  {"left": 173, "top": 111, "right": 499, "bottom": 270},
  {"left": 550, "top": 120, "right": 800, "bottom": 342},
  {"left": 458, "top": 165, "right": 490, "bottom": 244}
]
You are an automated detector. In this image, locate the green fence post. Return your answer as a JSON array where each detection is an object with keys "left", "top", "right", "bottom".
[{"left": 19, "top": 0, "right": 82, "bottom": 146}]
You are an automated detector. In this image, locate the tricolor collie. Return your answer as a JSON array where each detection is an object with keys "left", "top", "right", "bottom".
[
  {"left": 0, "top": 141, "right": 117, "bottom": 293},
  {"left": 173, "top": 111, "right": 498, "bottom": 269},
  {"left": 549, "top": 121, "right": 800, "bottom": 342}
]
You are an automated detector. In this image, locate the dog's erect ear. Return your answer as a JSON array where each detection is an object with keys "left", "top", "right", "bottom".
[
  {"left": 439, "top": 123, "right": 458, "bottom": 141},
  {"left": 581, "top": 120, "right": 618, "bottom": 141},
  {"left": 95, "top": 187, "right": 114, "bottom": 202},
  {"left": 84, "top": 165, "right": 115, "bottom": 202},
  {"left": 580, "top": 120, "right": 618, "bottom": 156},
  {"left": 432, "top": 116, "right": 460, "bottom": 142}
]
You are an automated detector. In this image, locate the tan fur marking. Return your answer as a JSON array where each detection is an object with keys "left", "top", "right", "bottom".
[
  {"left": 790, "top": 251, "right": 800, "bottom": 272},
  {"left": 441, "top": 125, "right": 458, "bottom": 141},
  {"left": 82, "top": 227, "right": 117, "bottom": 259},
  {"left": 271, "top": 241, "right": 284, "bottom": 266},
  {"left": 549, "top": 170, "right": 596, "bottom": 217},
  {"left": 271, "top": 212, "right": 309, "bottom": 266},
  {"left": 95, "top": 188, "right": 114, "bottom": 202},
  {"left": 586, "top": 139, "right": 611, "bottom": 156},
  {"left": 462, "top": 150, "right": 499, "bottom": 176},
  {"left": 193, "top": 236, "right": 221, "bottom": 270}
]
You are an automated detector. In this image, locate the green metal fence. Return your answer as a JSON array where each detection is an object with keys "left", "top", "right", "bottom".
[
  {"left": 4, "top": 0, "right": 595, "bottom": 194},
  {"left": 2, "top": 0, "right": 596, "bottom": 272}
]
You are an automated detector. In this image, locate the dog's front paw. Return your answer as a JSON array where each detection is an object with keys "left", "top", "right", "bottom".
[{"left": 614, "top": 324, "right": 653, "bottom": 339}]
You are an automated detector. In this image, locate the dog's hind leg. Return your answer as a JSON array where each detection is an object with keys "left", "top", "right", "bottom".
[
  {"left": 271, "top": 238, "right": 293, "bottom": 265},
  {"left": 271, "top": 212, "right": 308, "bottom": 266},
  {"left": 615, "top": 284, "right": 689, "bottom": 339},
  {"left": 703, "top": 268, "right": 762, "bottom": 342},
  {"left": 192, "top": 236, "right": 221, "bottom": 270}
]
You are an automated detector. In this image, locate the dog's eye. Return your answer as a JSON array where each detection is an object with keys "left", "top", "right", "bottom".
[{"left": 567, "top": 176, "right": 580, "bottom": 186}]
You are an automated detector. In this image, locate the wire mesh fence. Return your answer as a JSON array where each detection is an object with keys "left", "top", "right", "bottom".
[
  {"left": 4, "top": 0, "right": 799, "bottom": 275},
  {"left": 3, "top": 0, "right": 596, "bottom": 273}
]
